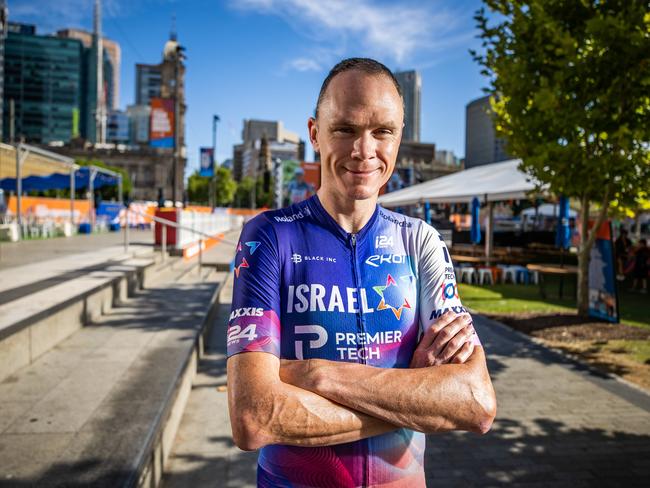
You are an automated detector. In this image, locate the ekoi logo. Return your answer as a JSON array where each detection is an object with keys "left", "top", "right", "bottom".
[{"left": 294, "top": 325, "right": 328, "bottom": 360}]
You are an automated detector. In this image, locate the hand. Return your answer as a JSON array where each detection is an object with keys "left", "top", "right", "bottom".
[{"left": 410, "top": 312, "right": 476, "bottom": 368}]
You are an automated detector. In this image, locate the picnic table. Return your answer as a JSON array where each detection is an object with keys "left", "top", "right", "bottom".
[{"left": 527, "top": 263, "right": 578, "bottom": 299}]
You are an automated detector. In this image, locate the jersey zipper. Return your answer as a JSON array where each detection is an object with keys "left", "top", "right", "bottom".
[
  {"left": 349, "top": 233, "right": 366, "bottom": 365},
  {"left": 349, "top": 232, "right": 369, "bottom": 487}
]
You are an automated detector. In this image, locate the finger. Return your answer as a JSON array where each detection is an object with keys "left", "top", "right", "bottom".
[
  {"left": 438, "top": 324, "right": 475, "bottom": 363},
  {"left": 450, "top": 341, "right": 474, "bottom": 364},
  {"left": 428, "top": 314, "right": 473, "bottom": 357},
  {"left": 416, "top": 311, "right": 463, "bottom": 352}
]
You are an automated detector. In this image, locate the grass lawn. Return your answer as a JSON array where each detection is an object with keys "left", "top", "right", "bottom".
[
  {"left": 459, "top": 275, "right": 650, "bottom": 388},
  {"left": 458, "top": 274, "right": 650, "bottom": 329}
]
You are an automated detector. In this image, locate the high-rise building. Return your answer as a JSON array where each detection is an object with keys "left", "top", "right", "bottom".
[
  {"left": 135, "top": 63, "right": 162, "bottom": 106},
  {"left": 56, "top": 28, "right": 120, "bottom": 110},
  {"left": 232, "top": 119, "right": 304, "bottom": 181},
  {"left": 2, "top": 22, "right": 83, "bottom": 143},
  {"left": 394, "top": 70, "right": 421, "bottom": 142},
  {"left": 0, "top": 0, "right": 8, "bottom": 140},
  {"left": 107, "top": 110, "right": 129, "bottom": 143},
  {"left": 465, "top": 95, "right": 511, "bottom": 168},
  {"left": 126, "top": 103, "right": 150, "bottom": 144}
]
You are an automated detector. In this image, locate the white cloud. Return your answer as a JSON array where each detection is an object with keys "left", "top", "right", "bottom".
[
  {"left": 286, "top": 57, "right": 322, "bottom": 72},
  {"left": 231, "top": 0, "right": 463, "bottom": 66}
]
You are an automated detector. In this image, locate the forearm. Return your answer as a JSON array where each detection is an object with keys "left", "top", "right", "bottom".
[
  {"left": 282, "top": 349, "right": 495, "bottom": 434},
  {"left": 227, "top": 355, "right": 396, "bottom": 450}
]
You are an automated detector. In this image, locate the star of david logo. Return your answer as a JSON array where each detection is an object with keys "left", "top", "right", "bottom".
[{"left": 372, "top": 274, "right": 411, "bottom": 320}]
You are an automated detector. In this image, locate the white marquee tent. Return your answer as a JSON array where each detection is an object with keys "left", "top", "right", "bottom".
[
  {"left": 378, "top": 159, "right": 547, "bottom": 258},
  {"left": 378, "top": 159, "right": 541, "bottom": 207}
]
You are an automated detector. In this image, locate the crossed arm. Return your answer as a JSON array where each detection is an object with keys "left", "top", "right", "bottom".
[{"left": 227, "top": 313, "right": 497, "bottom": 451}]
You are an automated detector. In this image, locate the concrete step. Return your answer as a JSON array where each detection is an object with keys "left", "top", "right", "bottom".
[
  {"left": 0, "top": 264, "right": 229, "bottom": 487},
  {"left": 162, "top": 272, "right": 258, "bottom": 488},
  {"left": 0, "top": 257, "right": 158, "bottom": 383}
]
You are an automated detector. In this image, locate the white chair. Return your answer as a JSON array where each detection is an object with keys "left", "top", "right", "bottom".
[
  {"left": 478, "top": 268, "right": 494, "bottom": 285},
  {"left": 460, "top": 267, "right": 476, "bottom": 284},
  {"left": 502, "top": 266, "right": 519, "bottom": 284},
  {"left": 528, "top": 270, "right": 539, "bottom": 285}
]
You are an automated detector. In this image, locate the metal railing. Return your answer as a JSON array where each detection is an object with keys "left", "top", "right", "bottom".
[{"left": 122, "top": 207, "right": 237, "bottom": 272}]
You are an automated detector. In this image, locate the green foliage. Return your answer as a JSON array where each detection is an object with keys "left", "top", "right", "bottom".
[
  {"left": 187, "top": 171, "right": 210, "bottom": 204},
  {"left": 282, "top": 159, "right": 300, "bottom": 185},
  {"left": 214, "top": 166, "right": 237, "bottom": 206},
  {"left": 473, "top": 0, "right": 650, "bottom": 314},
  {"left": 76, "top": 158, "right": 132, "bottom": 201},
  {"left": 255, "top": 176, "right": 273, "bottom": 208},
  {"left": 234, "top": 176, "right": 255, "bottom": 208},
  {"left": 473, "top": 0, "right": 650, "bottom": 208}
]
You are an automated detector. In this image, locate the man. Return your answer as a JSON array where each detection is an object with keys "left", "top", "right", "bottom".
[
  {"left": 286, "top": 167, "right": 315, "bottom": 204},
  {"left": 614, "top": 228, "right": 632, "bottom": 280},
  {"left": 227, "top": 58, "right": 496, "bottom": 487}
]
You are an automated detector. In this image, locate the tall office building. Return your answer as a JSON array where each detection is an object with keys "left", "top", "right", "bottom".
[
  {"left": 233, "top": 119, "right": 303, "bottom": 181},
  {"left": 56, "top": 28, "right": 120, "bottom": 110},
  {"left": 3, "top": 23, "right": 83, "bottom": 143},
  {"left": 394, "top": 70, "right": 421, "bottom": 142},
  {"left": 465, "top": 95, "right": 511, "bottom": 168},
  {"left": 0, "top": 0, "right": 7, "bottom": 140},
  {"left": 135, "top": 63, "right": 162, "bottom": 106}
]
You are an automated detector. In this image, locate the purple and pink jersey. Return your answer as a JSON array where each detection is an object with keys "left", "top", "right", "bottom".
[{"left": 227, "top": 195, "right": 479, "bottom": 487}]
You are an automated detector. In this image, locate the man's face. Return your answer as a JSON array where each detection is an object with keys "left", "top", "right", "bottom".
[{"left": 309, "top": 71, "right": 403, "bottom": 202}]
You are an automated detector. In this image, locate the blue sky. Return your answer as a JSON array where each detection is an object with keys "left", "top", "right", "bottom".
[{"left": 10, "top": 0, "right": 488, "bottom": 176}]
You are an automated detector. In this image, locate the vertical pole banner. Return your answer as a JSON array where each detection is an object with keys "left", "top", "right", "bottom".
[
  {"left": 199, "top": 147, "right": 214, "bottom": 177},
  {"left": 149, "top": 98, "right": 175, "bottom": 148},
  {"left": 588, "top": 220, "right": 619, "bottom": 323}
]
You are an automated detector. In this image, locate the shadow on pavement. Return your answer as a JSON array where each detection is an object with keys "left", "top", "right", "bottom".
[{"left": 425, "top": 416, "right": 650, "bottom": 486}]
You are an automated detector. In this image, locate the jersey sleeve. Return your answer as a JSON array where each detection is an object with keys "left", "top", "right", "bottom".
[
  {"left": 227, "top": 214, "right": 282, "bottom": 358},
  {"left": 417, "top": 222, "right": 481, "bottom": 346}
]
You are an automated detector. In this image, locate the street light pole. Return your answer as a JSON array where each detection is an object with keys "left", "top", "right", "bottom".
[{"left": 210, "top": 114, "right": 220, "bottom": 208}]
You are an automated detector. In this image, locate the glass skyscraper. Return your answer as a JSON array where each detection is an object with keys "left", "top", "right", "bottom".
[
  {"left": 3, "top": 23, "right": 82, "bottom": 143},
  {"left": 394, "top": 70, "right": 421, "bottom": 142}
]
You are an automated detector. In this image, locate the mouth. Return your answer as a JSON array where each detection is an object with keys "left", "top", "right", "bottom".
[{"left": 345, "top": 168, "right": 381, "bottom": 176}]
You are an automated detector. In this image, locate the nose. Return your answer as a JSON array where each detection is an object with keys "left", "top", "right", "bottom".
[{"left": 351, "top": 131, "right": 377, "bottom": 160}]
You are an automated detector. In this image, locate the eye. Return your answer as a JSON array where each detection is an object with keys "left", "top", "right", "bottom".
[
  {"left": 333, "top": 126, "right": 355, "bottom": 135},
  {"left": 374, "top": 128, "right": 394, "bottom": 137}
]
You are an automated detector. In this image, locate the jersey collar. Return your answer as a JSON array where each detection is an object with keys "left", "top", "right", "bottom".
[{"left": 307, "top": 194, "right": 380, "bottom": 245}]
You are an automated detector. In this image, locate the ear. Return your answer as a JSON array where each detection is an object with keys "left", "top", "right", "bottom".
[{"left": 308, "top": 117, "right": 320, "bottom": 154}]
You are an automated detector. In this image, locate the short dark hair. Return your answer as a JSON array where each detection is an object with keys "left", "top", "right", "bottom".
[{"left": 315, "top": 57, "right": 403, "bottom": 119}]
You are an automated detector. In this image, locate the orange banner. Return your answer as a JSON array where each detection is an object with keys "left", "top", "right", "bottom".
[{"left": 7, "top": 196, "right": 90, "bottom": 222}]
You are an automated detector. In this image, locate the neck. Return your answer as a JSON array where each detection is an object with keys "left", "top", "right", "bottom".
[{"left": 316, "top": 188, "right": 377, "bottom": 234}]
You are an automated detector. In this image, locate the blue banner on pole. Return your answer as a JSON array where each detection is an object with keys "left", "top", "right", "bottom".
[
  {"left": 199, "top": 147, "right": 214, "bottom": 177},
  {"left": 588, "top": 221, "right": 619, "bottom": 323}
]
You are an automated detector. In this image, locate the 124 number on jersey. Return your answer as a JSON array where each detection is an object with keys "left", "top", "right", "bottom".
[{"left": 227, "top": 324, "right": 258, "bottom": 344}]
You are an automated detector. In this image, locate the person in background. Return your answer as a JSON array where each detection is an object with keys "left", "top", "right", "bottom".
[
  {"left": 632, "top": 238, "right": 649, "bottom": 293},
  {"left": 286, "top": 167, "right": 315, "bottom": 204},
  {"left": 615, "top": 228, "right": 632, "bottom": 281}
]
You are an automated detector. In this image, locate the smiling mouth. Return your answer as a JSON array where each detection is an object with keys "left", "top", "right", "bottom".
[{"left": 346, "top": 168, "right": 380, "bottom": 176}]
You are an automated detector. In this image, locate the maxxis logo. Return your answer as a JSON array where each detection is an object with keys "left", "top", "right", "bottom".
[{"left": 294, "top": 325, "right": 328, "bottom": 359}]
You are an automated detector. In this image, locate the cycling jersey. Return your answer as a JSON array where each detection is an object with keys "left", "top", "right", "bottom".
[{"left": 227, "top": 194, "right": 479, "bottom": 488}]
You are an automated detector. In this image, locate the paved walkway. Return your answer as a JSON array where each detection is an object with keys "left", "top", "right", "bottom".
[
  {"left": 0, "top": 229, "right": 153, "bottom": 270},
  {"left": 163, "top": 277, "right": 650, "bottom": 487}
]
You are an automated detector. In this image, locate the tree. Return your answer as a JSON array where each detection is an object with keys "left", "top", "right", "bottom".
[
  {"left": 187, "top": 171, "right": 210, "bottom": 204},
  {"left": 234, "top": 176, "right": 255, "bottom": 208},
  {"left": 473, "top": 0, "right": 650, "bottom": 315},
  {"left": 76, "top": 158, "right": 132, "bottom": 202},
  {"left": 214, "top": 166, "right": 237, "bottom": 206}
]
